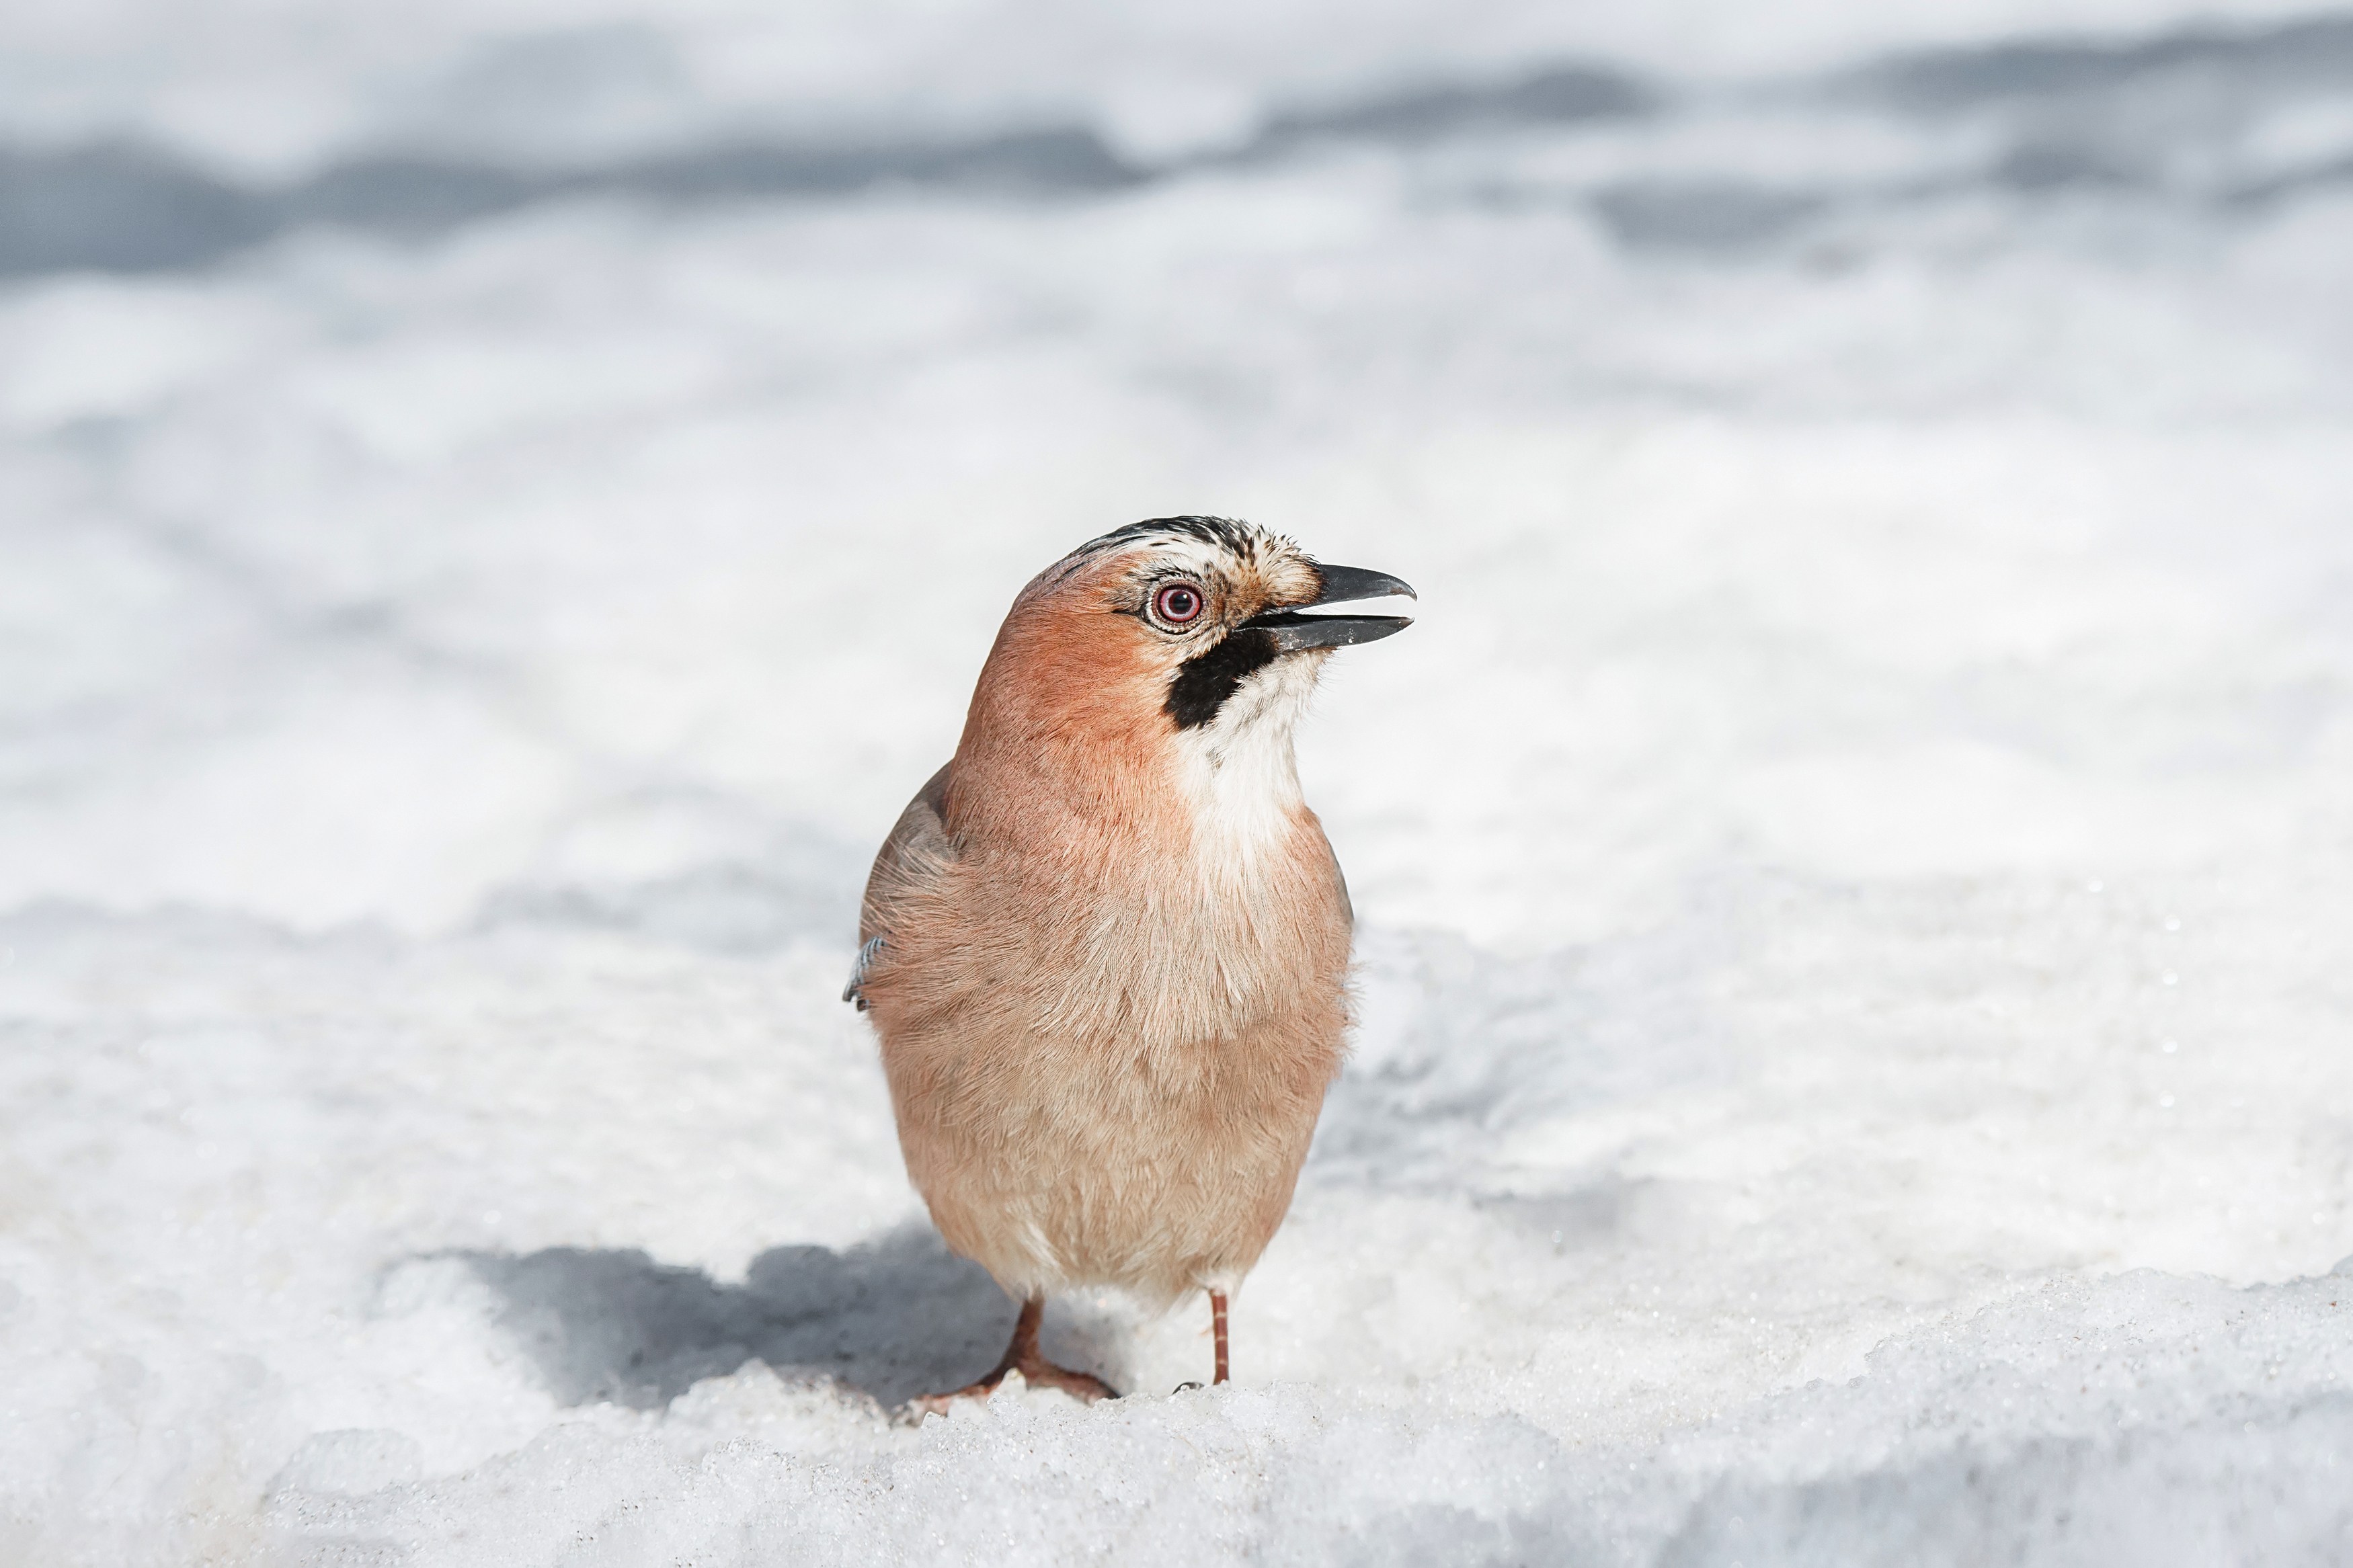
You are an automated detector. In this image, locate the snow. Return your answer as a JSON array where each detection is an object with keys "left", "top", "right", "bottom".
[{"left": 6, "top": 2, "right": 2353, "bottom": 1562}]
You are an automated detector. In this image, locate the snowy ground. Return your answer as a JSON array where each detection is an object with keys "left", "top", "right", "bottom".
[{"left": 7, "top": 2, "right": 2353, "bottom": 1563}]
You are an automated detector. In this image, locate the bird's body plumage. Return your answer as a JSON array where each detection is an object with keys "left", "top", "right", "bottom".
[
  {"left": 848, "top": 518, "right": 1410, "bottom": 1393},
  {"left": 858, "top": 749, "right": 1350, "bottom": 1306}
]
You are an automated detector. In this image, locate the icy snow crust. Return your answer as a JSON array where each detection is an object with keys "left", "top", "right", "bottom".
[{"left": 8, "top": 3, "right": 2353, "bottom": 1563}]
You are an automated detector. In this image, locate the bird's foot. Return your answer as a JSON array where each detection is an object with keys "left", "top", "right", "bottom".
[
  {"left": 1009, "top": 1352, "right": 1119, "bottom": 1405},
  {"left": 907, "top": 1298, "right": 1117, "bottom": 1416},
  {"left": 909, "top": 1353, "right": 1116, "bottom": 1415},
  {"left": 906, "top": 1376, "right": 1000, "bottom": 1417}
]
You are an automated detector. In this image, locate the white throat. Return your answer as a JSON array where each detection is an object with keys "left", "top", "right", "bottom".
[{"left": 1168, "top": 652, "right": 1324, "bottom": 863}]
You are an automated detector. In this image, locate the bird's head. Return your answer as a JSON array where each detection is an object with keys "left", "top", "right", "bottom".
[{"left": 957, "top": 517, "right": 1414, "bottom": 829}]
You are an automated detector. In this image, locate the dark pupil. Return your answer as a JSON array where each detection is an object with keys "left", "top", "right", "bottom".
[{"left": 1160, "top": 587, "right": 1198, "bottom": 621}]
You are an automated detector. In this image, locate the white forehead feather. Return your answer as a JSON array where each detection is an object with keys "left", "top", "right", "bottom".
[{"left": 1130, "top": 534, "right": 1241, "bottom": 578}]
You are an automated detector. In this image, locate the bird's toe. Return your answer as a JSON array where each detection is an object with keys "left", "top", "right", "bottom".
[
  {"left": 1014, "top": 1354, "right": 1118, "bottom": 1404},
  {"left": 905, "top": 1374, "right": 1004, "bottom": 1419}
]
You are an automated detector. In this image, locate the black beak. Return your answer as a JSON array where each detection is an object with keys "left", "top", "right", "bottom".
[{"left": 1240, "top": 563, "right": 1418, "bottom": 651}]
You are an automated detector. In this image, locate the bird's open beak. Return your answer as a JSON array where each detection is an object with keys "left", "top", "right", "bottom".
[{"left": 1240, "top": 565, "right": 1418, "bottom": 651}]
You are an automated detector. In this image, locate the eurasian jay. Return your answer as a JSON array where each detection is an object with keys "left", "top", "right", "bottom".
[{"left": 844, "top": 516, "right": 1414, "bottom": 1405}]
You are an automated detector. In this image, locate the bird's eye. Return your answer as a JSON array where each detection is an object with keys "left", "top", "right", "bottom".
[{"left": 1154, "top": 582, "right": 1205, "bottom": 626}]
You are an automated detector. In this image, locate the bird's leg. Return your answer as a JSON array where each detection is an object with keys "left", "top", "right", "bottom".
[
  {"left": 1002, "top": 1298, "right": 1119, "bottom": 1401},
  {"left": 1210, "top": 1290, "right": 1230, "bottom": 1385},
  {"left": 910, "top": 1297, "right": 1117, "bottom": 1415}
]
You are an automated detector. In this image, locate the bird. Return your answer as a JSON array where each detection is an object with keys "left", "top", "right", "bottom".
[{"left": 844, "top": 516, "right": 1414, "bottom": 1406}]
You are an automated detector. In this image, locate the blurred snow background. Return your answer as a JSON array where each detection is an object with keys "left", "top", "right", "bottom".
[{"left": 5, "top": 0, "right": 2353, "bottom": 1563}]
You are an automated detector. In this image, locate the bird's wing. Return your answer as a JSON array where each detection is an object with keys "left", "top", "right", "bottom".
[
  {"left": 1329, "top": 840, "right": 1355, "bottom": 931},
  {"left": 844, "top": 761, "right": 957, "bottom": 1009}
]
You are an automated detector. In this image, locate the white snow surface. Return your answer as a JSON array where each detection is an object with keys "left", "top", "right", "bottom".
[{"left": 7, "top": 3, "right": 2353, "bottom": 1563}]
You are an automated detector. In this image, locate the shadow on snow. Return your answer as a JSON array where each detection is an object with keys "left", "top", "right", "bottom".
[{"left": 454, "top": 1223, "right": 1037, "bottom": 1411}]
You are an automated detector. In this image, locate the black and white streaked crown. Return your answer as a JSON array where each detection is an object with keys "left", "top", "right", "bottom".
[{"left": 1058, "top": 516, "right": 1300, "bottom": 575}]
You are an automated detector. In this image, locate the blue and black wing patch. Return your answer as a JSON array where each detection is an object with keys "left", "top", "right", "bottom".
[{"left": 843, "top": 936, "right": 885, "bottom": 1011}]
